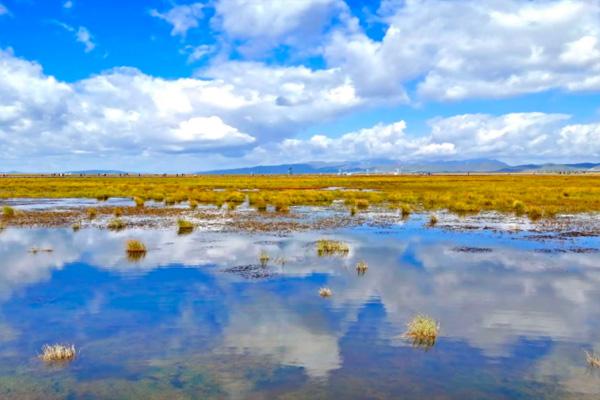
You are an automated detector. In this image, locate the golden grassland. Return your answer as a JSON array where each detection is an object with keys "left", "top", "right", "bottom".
[{"left": 2, "top": 174, "right": 600, "bottom": 217}]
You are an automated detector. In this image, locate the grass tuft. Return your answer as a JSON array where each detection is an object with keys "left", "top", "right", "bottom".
[
  {"left": 356, "top": 260, "right": 368, "bottom": 274},
  {"left": 107, "top": 218, "right": 125, "bottom": 230},
  {"left": 177, "top": 218, "right": 194, "bottom": 234},
  {"left": 2, "top": 205, "right": 15, "bottom": 218},
  {"left": 39, "top": 344, "right": 76, "bottom": 363},
  {"left": 259, "top": 250, "right": 270, "bottom": 267},
  {"left": 319, "top": 287, "right": 332, "bottom": 297},
  {"left": 134, "top": 197, "right": 145, "bottom": 208},
  {"left": 72, "top": 222, "right": 81, "bottom": 232},
  {"left": 405, "top": 314, "right": 439, "bottom": 348},
  {"left": 316, "top": 239, "right": 349, "bottom": 257},
  {"left": 126, "top": 239, "right": 147, "bottom": 261},
  {"left": 586, "top": 351, "right": 600, "bottom": 368},
  {"left": 87, "top": 208, "right": 97, "bottom": 219},
  {"left": 429, "top": 214, "right": 438, "bottom": 226}
]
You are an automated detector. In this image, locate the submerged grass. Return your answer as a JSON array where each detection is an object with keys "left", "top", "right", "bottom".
[
  {"left": 316, "top": 239, "right": 349, "bottom": 257},
  {"left": 39, "top": 344, "right": 76, "bottom": 363}
]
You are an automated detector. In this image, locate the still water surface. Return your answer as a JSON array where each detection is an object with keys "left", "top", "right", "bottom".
[{"left": 0, "top": 217, "right": 599, "bottom": 399}]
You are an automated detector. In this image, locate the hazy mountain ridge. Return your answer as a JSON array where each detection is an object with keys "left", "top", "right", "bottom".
[{"left": 201, "top": 159, "right": 600, "bottom": 174}]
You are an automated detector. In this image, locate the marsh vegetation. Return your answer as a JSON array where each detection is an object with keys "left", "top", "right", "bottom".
[
  {"left": 39, "top": 344, "right": 76, "bottom": 363},
  {"left": 316, "top": 240, "right": 350, "bottom": 257}
]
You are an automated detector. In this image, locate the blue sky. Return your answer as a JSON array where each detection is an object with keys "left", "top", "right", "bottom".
[{"left": 1, "top": 0, "right": 600, "bottom": 172}]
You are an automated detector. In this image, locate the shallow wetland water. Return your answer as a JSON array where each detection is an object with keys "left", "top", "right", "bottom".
[{"left": 1, "top": 203, "right": 600, "bottom": 399}]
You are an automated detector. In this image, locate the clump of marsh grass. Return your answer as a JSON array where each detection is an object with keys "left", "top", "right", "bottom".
[
  {"left": 319, "top": 287, "right": 332, "bottom": 297},
  {"left": 349, "top": 206, "right": 357, "bottom": 216},
  {"left": 113, "top": 208, "right": 123, "bottom": 217},
  {"left": 259, "top": 250, "right": 270, "bottom": 267},
  {"left": 107, "top": 218, "right": 125, "bottom": 231},
  {"left": 429, "top": 214, "right": 438, "bottom": 227},
  {"left": 71, "top": 222, "right": 81, "bottom": 232},
  {"left": 405, "top": 314, "right": 439, "bottom": 348},
  {"left": 189, "top": 200, "right": 198, "bottom": 210},
  {"left": 87, "top": 208, "right": 97, "bottom": 219},
  {"left": 316, "top": 239, "right": 349, "bottom": 257},
  {"left": 355, "top": 199, "right": 369, "bottom": 210},
  {"left": 400, "top": 204, "right": 411, "bottom": 219},
  {"left": 356, "top": 260, "right": 368, "bottom": 275},
  {"left": 177, "top": 218, "right": 194, "bottom": 234},
  {"left": 275, "top": 202, "right": 290, "bottom": 213},
  {"left": 39, "top": 344, "right": 76, "bottom": 363},
  {"left": 134, "top": 197, "right": 145, "bottom": 208},
  {"left": 126, "top": 239, "right": 147, "bottom": 261},
  {"left": 527, "top": 207, "right": 543, "bottom": 221},
  {"left": 586, "top": 351, "right": 600, "bottom": 368},
  {"left": 512, "top": 200, "right": 525, "bottom": 216},
  {"left": 2, "top": 205, "right": 15, "bottom": 218}
]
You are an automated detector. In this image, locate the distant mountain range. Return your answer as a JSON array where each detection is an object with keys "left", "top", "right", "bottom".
[
  {"left": 200, "top": 159, "right": 600, "bottom": 174},
  {"left": 4, "top": 159, "right": 600, "bottom": 175}
]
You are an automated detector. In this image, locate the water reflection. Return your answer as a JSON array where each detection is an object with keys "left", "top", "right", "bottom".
[{"left": 0, "top": 224, "right": 599, "bottom": 398}]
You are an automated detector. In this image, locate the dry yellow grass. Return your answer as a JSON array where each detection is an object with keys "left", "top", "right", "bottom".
[
  {"left": 1, "top": 174, "right": 600, "bottom": 218},
  {"left": 39, "top": 344, "right": 76, "bottom": 363},
  {"left": 319, "top": 287, "right": 332, "bottom": 297}
]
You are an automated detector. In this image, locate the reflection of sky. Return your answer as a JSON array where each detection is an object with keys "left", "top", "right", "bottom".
[{"left": 0, "top": 224, "right": 600, "bottom": 397}]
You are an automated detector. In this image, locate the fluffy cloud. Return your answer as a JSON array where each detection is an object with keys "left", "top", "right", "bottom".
[
  {"left": 213, "top": 0, "right": 347, "bottom": 56},
  {"left": 245, "top": 112, "right": 600, "bottom": 165},
  {"left": 150, "top": 3, "right": 205, "bottom": 36},
  {"left": 0, "top": 49, "right": 367, "bottom": 169},
  {"left": 324, "top": 0, "right": 600, "bottom": 100}
]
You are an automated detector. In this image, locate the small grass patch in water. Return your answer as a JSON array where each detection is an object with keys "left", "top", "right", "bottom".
[
  {"left": 429, "top": 214, "right": 438, "bottom": 226},
  {"left": 72, "top": 222, "right": 81, "bottom": 232},
  {"left": 316, "top": 239, "right": 349, "bottom": 257},
  {"left": 107, "top": 218, "right": 125, "bottom": 230},
  {"left": 126, "top": 239, "right": 147, "bottom": 261},
  {"left": 259, "top": 250, "right": 270, "bottom": 267},
  {"left": 405, "top": 315, "right": 439, "bottom": 348},
  {"left": 177, "top": 219, "right": 194, "bottom": 234},
  {"left": 356, "top": 260, "right": 368, "bottom": 274},
  {"left": 586, "top": 351, "right": 600, "bottom": 368},
  {"left": 319, "top": 287, "right": 332, "bottom": 297},
  {"left": 39, "top": 344, "right": 76, "bottom": 363}
]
